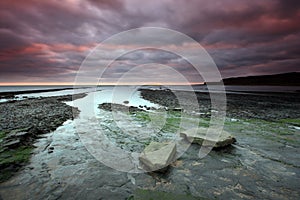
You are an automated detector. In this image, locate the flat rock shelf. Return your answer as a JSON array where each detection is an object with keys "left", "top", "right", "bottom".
[
  {"left": 0, "top": 88, "right": 299, "bottom": 199},
  {"left": 180, "top": 128, "right": 236, "bottom": 148}
]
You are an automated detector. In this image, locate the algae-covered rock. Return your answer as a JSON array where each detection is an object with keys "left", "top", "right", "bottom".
[
  {"left": 180, "top": 127, "right": 236, "bottom": 148},
  {"left": 139, "top": 142, "right": 176, "bottom": 172}
]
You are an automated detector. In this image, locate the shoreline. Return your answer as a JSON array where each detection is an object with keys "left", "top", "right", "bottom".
[
  {"left": 0, "top": 88, "right": 299, "bottom": 199},
  {"left": 0, "top": 87, "right": 77, "bottom": 98},
  {"left": 139, "top": 88, "right": 300, "bottom": 121},
  {"left": 1, "top": 84, "right": 299, "bottom": 98},
  {"left": 0, "top": 93, "right": 87, "bottom": 182}
]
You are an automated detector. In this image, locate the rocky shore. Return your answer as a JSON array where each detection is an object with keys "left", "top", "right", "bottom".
[
  {"left": 0, "top": 93, "right": 86, "bottom": 181},
  {"left": 140, "top": 88, "right": 300, "bottom": 120},
  {"left": 0, "top": 88, "right": 299, "bottom": 199}
]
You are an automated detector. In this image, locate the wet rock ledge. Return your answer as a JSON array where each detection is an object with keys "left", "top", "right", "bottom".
[{"left": 0, "top": 93, "right": 86, "bottom": 182}]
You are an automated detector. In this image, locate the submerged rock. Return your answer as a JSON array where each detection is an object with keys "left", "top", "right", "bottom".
[
  {"left": 180, "top": 127, "right": 236, "bottom": 148},
  {"left": 139, "top": 142, "right": 176, "bottom": 172}
]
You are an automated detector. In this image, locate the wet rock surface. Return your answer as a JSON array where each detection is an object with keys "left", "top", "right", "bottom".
[
  {"left": 0, "top": 89, "right": 300, "bottom": 199},
  {"left": 139, "top": 142, "right": 177, "bottom": 172},
  {"left": 0, "top": 118, "right": 299, "bottom": 199},
  {"left": 99, "top": 103, "right": 144, "bottom": 112},
  {"left": 0, "top": 93, "right": 86, "bottom": 132},
  {"left": 0, "top": 93, "right": 86, "bottom": 181},
  {"left": 181, "top": 128, "right": 236, "bottom": 148},
  {"left": 140, "top": 89, "right": 300, "bottom": 120}
]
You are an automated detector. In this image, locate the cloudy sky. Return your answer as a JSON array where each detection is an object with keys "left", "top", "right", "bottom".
[{"left": 0, "top": 0, "right": 299, "bottom": 85}]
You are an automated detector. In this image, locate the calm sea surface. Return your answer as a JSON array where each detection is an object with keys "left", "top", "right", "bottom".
[
  {"left": 0, "top": 86, "right": 73, "bottom": 92},
  {"left": 0, "top": 85, "right": 299, "bottom": 102}
]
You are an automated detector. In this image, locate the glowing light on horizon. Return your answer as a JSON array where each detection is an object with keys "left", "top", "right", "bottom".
[{"left": 0, "top": 82, "right": 205, "bottom": 86}]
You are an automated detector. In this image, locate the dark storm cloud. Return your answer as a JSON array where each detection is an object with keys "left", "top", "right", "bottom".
[
  {"left": 87, "top": 0, "right": 124, "bottom": 10},
  {"left": 0, "top": 30, "right": 29, "bottom": 51},
  {"left": 275, "top": 0, "right": 300, "bottom": 17},
  {"left": 101, "top": 49, "right": 203, "bottom": 83},
  {"left": 0, "top": 0, "right": 299, "bottom": 83}
]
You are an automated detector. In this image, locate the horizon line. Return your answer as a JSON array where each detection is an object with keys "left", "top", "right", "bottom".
[{"left": 0, "top": 82, "right": 205, "bottom": 86}]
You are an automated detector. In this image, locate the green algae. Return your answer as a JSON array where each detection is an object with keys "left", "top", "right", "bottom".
[
  {"left": 278, "top": 118, "right": 300, "bottom": 126},
  {"left": 0, "top": 146, "right": 33, "bottom": 182}
]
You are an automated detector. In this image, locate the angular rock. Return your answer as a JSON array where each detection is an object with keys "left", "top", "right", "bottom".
[
  {"left": 3, "top": 139, "right": 21, "bottom": 148},
  {"left": 5, "top": 129, "right": 29, "bottom": 139},
  {"left": 139, "top": 142, "right": 176, "bottom": 172},
  {"left": 180, "top": 127, "right": 236, "bottom": 148},
  {"left": 14, "top": 132, "right": 28, "bottom": 137}
]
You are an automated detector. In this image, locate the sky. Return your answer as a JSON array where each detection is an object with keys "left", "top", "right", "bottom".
[{"left": 0, "top": 0, "right": 299, "bottom": 85}]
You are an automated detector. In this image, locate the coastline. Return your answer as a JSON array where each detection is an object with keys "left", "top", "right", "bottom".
[
  {"left": 0, "top": 87, "right": 76, "bottom": 99},
  {"left": 0, "top": 93, "right": 87, "bottom": 182},
  {"left": 139, "top": 88, "right": 300, "bottom": 120},
  {"left": 0, "top": 87, "right": 299, "bottom": 199}
]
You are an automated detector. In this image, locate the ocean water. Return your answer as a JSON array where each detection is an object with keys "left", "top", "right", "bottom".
[
  {"left": 67, "top": 89, "right": 159, "bottom": 119},
  {"left": 0, "top": 86, "right": 91, "bottom": 103},
  {"left": 1, "top": 85, "right": 300, "bottom": 103},
  {"left": 0, "top": 86, "right": 73, "bottom": 93}
]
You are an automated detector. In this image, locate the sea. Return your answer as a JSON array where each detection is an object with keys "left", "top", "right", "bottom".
[{"left": 0, "top": 85, "right": 300, "bottom": 103}]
